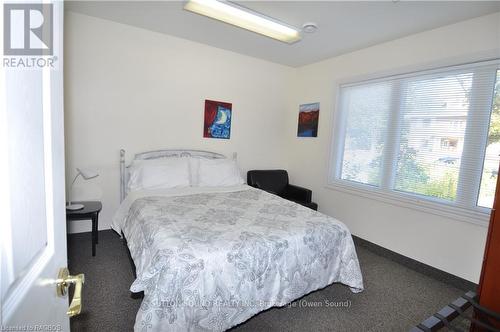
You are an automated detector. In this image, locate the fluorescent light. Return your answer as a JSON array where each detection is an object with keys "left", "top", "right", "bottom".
[{"left": 184, "top": 0, "right": 301, "bottom": 44}]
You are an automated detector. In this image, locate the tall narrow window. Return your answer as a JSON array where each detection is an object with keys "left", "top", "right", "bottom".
[
  {"left": 332, "top": 60, "right": 500, "bottom": 216},
  {"left": 395, "top": 72, "right": 473, "bottom": 201},
  {"left": 478, "top": 70, "right": 500, "bottom": 208},
  {"left": 340, "top": 82, "right": 391, "bottom": 186}
]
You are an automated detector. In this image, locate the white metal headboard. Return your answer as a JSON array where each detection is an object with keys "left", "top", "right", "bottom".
[{"left": 119, "top": 149, "right": 229, "bottom": 202}]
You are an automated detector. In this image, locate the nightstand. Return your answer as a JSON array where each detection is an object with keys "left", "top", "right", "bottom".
[{"left": 66, "top": 201, "right": 102, "bottom": 256}]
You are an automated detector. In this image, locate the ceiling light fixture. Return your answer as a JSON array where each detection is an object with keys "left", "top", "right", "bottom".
[{"left": 184, "top": 0, "right": 301, "bottom": 44}]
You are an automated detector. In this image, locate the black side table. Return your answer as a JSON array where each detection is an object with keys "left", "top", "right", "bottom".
[{"left": 66, "top": 201, "right": 102, "bottom": 256}]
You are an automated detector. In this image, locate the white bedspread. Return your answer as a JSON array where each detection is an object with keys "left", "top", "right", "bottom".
[{"left": 112, "top": 185, "right": 364, "bottom": 332}]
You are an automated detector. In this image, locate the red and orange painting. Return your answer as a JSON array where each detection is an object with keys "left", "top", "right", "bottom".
[{"left": 297, "top": 103, "right": 319, "bottom": 137}]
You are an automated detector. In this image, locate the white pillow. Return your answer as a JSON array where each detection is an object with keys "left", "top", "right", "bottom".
[
  {"left": 127, "top": 157, "right": 190, "bottom": 191},
  {"left": 196, "top": 158, "right": 244, "bottom": 187}
]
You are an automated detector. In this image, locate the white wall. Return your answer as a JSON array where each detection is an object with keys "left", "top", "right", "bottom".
[
  {"left": 64, "top": 12, "right": 294, "bottom": 233},
  {"left": 285, "top": 12, "right": 500, "bottom": 282}
]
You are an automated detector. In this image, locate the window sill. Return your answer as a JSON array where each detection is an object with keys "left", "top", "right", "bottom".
[{"left": 325, "top": 181, "right": 490, "bottom": 227}]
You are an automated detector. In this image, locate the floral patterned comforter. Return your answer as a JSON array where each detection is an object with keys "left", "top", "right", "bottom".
[{"left": 116, "top": 186, "right": 364, "bottom": 332}]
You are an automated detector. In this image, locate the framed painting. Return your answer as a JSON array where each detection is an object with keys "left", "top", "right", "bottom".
[
  {"left": 203, "top": 99, "right": 232, "bottom": 139},
  {"left": 297, "top": 102, "right": 320, "bottom": 137}
]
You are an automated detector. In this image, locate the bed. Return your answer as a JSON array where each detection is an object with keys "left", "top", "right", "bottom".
[{"left": 112, "top": 149, "right": 364, "bottom": 332}]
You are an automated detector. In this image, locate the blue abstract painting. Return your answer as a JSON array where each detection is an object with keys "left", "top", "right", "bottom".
[{"left": 204, "top": 100, "right": 232, "bottom": 139}]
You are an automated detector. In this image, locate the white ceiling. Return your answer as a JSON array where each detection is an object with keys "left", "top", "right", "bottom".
[{"left": 65, "top": 1, "right": 500, "bottom": 67}]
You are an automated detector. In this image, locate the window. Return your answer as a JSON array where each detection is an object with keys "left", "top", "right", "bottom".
[
  {"left": 340, "top": 82, "right": 391, "bottom": 186},
  {"left": 331, "top": 60, "right": 500, "bottom": 216},
  {"left": 478, "top": 70, "right": 500, "bottom": 208},
  {"left": 440, "top": 138, "right": 458, "bottom": 151}
]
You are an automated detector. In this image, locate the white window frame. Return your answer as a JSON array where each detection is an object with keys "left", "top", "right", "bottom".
[{"left": 327, "top": 59, "right": 500, "bottom": 226}]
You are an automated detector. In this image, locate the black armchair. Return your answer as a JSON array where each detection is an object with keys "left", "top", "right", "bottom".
[{"left": 247, "top": 170, "right": 318, "bottom": 211}]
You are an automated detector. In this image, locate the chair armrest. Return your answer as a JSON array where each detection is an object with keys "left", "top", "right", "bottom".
[{"left": 282, "top": 184, "right": 312, "bottom": 203}]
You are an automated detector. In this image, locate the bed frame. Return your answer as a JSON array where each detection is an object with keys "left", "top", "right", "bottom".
[{"left": 119, "top": 149, "right": 230, "bottom": 202}]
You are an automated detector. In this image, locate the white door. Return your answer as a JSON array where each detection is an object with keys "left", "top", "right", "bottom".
[{"left": 1, "top": 1, "right": 79, "bottom": 330}]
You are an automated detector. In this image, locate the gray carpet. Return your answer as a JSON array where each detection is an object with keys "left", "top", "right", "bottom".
[{"left": 68, "top": 230, "right": 472, "bottom": 332}]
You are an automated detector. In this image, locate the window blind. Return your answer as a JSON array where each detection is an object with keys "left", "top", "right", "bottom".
[{"left": 334, "top": 60, "right": 500, "bottom": 211}]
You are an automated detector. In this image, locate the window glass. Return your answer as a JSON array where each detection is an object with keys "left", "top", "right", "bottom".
[
  {"left": 478, "top": 70, "right": 500, "bottom": 208},
  {"left": 395, "top": 73, "right": 473, "bottom": 201},
  {"left": 340, "top": 83, "right": 391, "bottom": 186}
]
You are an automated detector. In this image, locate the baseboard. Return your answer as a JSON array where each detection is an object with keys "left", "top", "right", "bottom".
[
  {"left": 352, "top": 235, "right": 478, "bottom": 292},
  {"left": 67, "top": 229, "right": 112, "bottom": 236},
  {"left": 67, "top": 222, "right": 108, "bottom": 234}
]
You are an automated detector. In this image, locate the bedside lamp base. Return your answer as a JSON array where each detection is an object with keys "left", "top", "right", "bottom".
[{"left": 66, "top": 203, "right": 84, "bottom": 211}]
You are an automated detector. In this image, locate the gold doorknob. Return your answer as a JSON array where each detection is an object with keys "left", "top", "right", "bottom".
[{"left": 56, "top": 267, "right": 85, "bottom": 317}]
